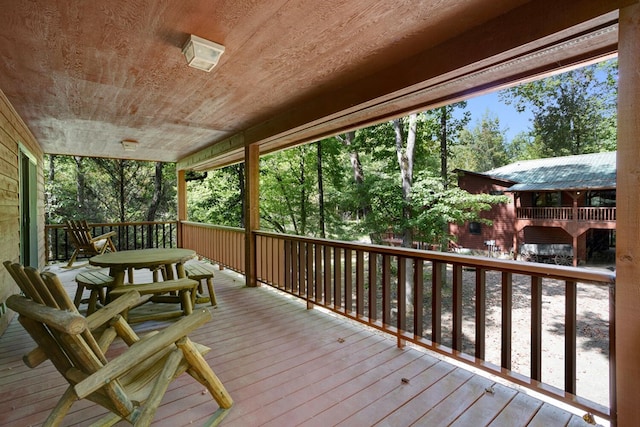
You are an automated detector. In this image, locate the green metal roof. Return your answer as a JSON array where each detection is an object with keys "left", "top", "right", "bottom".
[{"left": 482, "top": 151, "right": 616, "bottom": 192}]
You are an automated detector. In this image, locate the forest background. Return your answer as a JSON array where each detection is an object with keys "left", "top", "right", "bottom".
[{"left": 44, "top": 59, "right": 618, "bottom": 249}]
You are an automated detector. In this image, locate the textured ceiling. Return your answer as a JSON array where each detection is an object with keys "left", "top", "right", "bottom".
[{"left": 0, "top": 0, "right": 625, "bottom": 167}]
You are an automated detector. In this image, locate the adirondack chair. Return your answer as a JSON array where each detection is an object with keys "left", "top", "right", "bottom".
[
  {"left": 4, "top": 263, "right": 233, "bottom": 426},
  {"left": 65, "top": 219, "right": 117, "bottom": 267}
]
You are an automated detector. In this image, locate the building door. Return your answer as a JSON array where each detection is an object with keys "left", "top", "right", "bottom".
[{"left": 19, "top": 146, "right": 38, "bottom": 268}]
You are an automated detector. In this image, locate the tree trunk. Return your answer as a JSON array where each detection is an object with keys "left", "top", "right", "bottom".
[
  {"left": 119, "top": 160, "right": 126, "bottom": 223},
  {"left": 317, "top": 141, "right": 326, "bottom": 238},
  {"left": 338, "top": 131, "right": 368, "bottom": 219},
  {"left": 146, "top": 162, "right": 164, "bottom": 247},
  {"left": 439, "top": 107, "right": 448, "bottom": 189},
  {"left": 393, "top": 114, "right": 418, "bottom": 315},
  {"left": 237, "top": 164, "right": 246, "bottom": 228},
  {"left": 74, "top": 156, "right": 87, "bottom": 218}
]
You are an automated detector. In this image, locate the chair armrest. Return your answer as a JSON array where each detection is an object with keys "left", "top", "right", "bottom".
[
  {"left": 86, "top": 290, "right": 141, "bottom": 330},
  {"left": 6, "top": 295, "right": 87, "bottom": 334},
  {"left": 74, "top": 308, "right": 212, "bottom": 398},
  {"left": 90, "top": 230, "right": 116, "bottom": 242}
]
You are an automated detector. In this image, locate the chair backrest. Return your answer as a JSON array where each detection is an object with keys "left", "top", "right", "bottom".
[
  {"left": 4, "top": 261, "right": 77, "bottom": 311},
  {"left": 66, "top": 219, "right": 95, "bottom": 249}
]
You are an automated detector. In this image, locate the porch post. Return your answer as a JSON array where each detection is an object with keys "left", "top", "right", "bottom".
[
  {"left": 615, "top": 2, "right": 640, "bottom": 425},
  {"left": 245, "top": 144, "right": 260, "bottom": 287},
  {"left": 177, "top": 169, "right": 187, "bottom": 248}
]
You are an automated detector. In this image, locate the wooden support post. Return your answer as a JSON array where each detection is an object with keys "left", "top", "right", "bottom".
[
  {"left": 177, "top": 169, "right": 187, "bottom": 248},
  {"left": 245, "top": 144, "right": 260, "bottom": 287},
  {"left": 616, "top": 3, "right": 640, "bottom": 425}
]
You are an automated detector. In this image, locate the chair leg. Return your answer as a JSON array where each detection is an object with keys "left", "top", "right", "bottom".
[
  {"left": 44, "top": 386, "right": 77, "bottom": 427},
  {"left": 73, "top": 284, "right": 85, "bottom": 307},
  {"left": 87, "top": 290, "right": 100, "bottom": 315},
  {"left": 135, "top": 349, "right": 183, "bottom": 426},
  {"left": 176, "top": 337, "right": 233, "bottom": 409},
  {"left": 206, "top": 278, "right": 217, "bottom": 307},
  {"left": 67, "top": 250, "right": 79, "bottom": 268}
]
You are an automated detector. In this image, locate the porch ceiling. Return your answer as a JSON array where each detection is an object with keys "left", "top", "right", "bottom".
[{"left": 0, "top": 0, "right": 627, "bottom": 169}]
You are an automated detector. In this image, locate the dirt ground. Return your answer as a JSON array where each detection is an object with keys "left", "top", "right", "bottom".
[{"left": 434, "top": 265, "right": 612, "bottom": 408}]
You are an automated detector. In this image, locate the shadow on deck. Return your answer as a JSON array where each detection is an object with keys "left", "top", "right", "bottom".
[{"left": 0, "top": 263, "right": 598, "bottom": 426}]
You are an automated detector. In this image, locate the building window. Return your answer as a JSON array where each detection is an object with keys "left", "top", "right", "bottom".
[
  {"left": 469, "top": 222, "right": 481, "bottom": 235},
  {"left": 534, "top": 191, "right": 560, "bottom": 207}
]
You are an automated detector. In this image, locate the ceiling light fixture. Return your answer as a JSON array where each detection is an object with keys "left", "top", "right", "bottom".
[
  {"left": 182, "top": 34, "right": 225, "bottom": 72},
  {"left": 122, "top": 139, "right": 138, "bottom": 152}
]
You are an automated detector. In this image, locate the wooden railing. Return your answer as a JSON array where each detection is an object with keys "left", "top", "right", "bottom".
[
  {"left": 576, "top": 207, "right": 617, "bottom": 222},
  {"left": 45, "top": 221, "right": 178, "bottom": 264},
  {"left": 517, "top": 206, "right": 616, "bottom": 222},
  {"left": 180, "top": 221, "right": 245, "bottom": 272},
  {"left": 171, "top": 223, "right": 618, "bottom": 422}
]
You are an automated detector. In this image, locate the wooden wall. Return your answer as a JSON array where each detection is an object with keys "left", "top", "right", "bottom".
[{"left": 0, "top": 88, "right": 44, "bottom": 335}]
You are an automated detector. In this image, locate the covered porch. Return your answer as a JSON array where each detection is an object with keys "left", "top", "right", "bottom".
[{"left": 0, "top": 1, "right": 639, "bottom": 425}]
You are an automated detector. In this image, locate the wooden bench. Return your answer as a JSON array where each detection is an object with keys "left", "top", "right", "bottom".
[
  {"left": 108, "top": 277, "right": 200, "bottom": 322},
  {"left": 185, "top": 262, "right": 217, "bottom": 306},
  {"left": 74, "top": 270, "right": 116, "bottom": 315}
]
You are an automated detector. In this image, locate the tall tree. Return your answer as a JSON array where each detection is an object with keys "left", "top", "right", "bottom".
[
  {"left": 499, "top": 60, "right": 617, "bottom": 156},
  {"left": 424, "top": 103, "right": 470, "bottom": 188},
  {"left": 393, "top": 115, "right": 418, "bottom": 248},
  {"left": 453, "top": 112, "right": 509, "bottom": 172},
  {"left": 317, "top": 141, "right": 326, "bottom": 238}
]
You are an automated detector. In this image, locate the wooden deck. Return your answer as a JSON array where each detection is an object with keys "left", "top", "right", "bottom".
[{"left": 0, "top": 263, "right": 598, "bottom": 426}]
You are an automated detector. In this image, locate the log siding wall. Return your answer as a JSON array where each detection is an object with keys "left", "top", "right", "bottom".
[{"left": 0, "top": 88, "right": 44, "bottom": 335}]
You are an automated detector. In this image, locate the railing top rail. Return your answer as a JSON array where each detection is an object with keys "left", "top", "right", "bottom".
[
  {"left": 46, "top": 220, "right": 179, "bottom": 229},
  {"left": 254, "top": 230, "right": 615, "bottom": 286},
  {"left": 181, "top": 221, "right": 244, "bottom": 233}
]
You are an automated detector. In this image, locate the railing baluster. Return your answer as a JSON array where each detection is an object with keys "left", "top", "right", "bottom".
[
  {"left": 565, "top": 280, "right": 577, "bottom": 394},
  {"left": 345, "top": 248, "right": 352, "bottom": 314},
  {"left": 334, "top": 247, "right": 342, "bottom": 311},
  {"left": 501, "top": 271, "right": 513, "bottom": 370},
  {"left": 531, "top": 276, "right": 543, "bottom": 381},
  {"left": 368, "top": 252, "right": 377, "bottom": 322},
  {"left": 475, "top": 268, "right": 486, "bottom": 360},
  {"left": 306, "top": 242, "right": 314, "bottom": 303},
  {"left": 414, "top": 259, "right": 424, "bottom": 338},
  {"left": 397, "top": 257, "right": 407, "bottom": 348},
  {"left": 432, "top": 261, "right": 442, "bottom": 344},
  {"left": 452, "top": 264, "right": 463, "bottom": 351},
  {"left": 382, "top": 254, "right": 391, "bottom": 327},
  {"left": 324, "top": 246, "right": 332, "bottom": 306},
  {"left": 315, "top": 244, "right": 322, "bottom": 300},
  {"left": 356, "top": 250, "right": 365, "bottom": 317},
  {"left": 284, "top": 240, "right": 291, "bottom": 291}
]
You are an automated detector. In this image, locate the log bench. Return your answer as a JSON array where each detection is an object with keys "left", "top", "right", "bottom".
[
  {"left": 74, "top": 270, "right": 116, "bottom": 315},
  {"left": 108, "top": 277, "right": 200, "bottom": 323},
  {"left": 185, "top": 262, "right": 217, "bottom": 306}
]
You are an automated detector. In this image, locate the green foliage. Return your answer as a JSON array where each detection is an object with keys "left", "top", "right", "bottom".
[
  {"left": 499, "top": 59, "right": 617, "bottom": 157},
  {"left": 452, "top": 112, "right": 509, "bottom": 172},
  {"left": 187, "top": 165, "right": 244, "bottom": 227},
  {"left": 411, "top": 171, "right": 509, "bottom": 246},
  {"left": 45, "top": 155, "right": 176, "bottom": 224}
]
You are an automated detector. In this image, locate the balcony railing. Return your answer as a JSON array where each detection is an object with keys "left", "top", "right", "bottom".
[
  {"left": 180, "top": 221, "right": 616, "bottom": 424},
  {"left": 45, "top": 221, "right": 178, "bottom": 264},
  {"left": 517, "top": 206, "right": 616, "bottom": 222}
]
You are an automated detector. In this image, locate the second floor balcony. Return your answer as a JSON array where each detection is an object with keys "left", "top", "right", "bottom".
[{"left": 516, "top": 206, "right": 616, "bottom": 223}]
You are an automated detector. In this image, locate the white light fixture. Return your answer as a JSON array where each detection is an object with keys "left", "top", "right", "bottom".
[
  {"left": 122, "top": 139, "right": 138, "bottom": 152},
  {"left": 182, "top": 34, "right": 225, "bottom": 72}
]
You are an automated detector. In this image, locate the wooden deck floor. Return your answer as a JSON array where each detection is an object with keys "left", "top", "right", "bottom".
[{"left": 0, "top": 263, "right": 598, "bottom": 426}]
